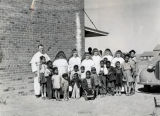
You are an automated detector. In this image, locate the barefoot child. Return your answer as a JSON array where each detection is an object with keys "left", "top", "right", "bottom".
[
  {"left": 71, "top": 73, "right": 81, "bottom": 99},
  {"left": 122, "top": 54, "right": 134, "bottom": 96},
  {"left": 115, "top": 61, "right": 123, "bottom": 96},
  {"left": 62, "top": 73, "right": 69, "bottom": 101},
  {"left": 39, "top": 56, "right": 47, "bottom": 99},
  {"left": 52, "top": 67, "right": 61, "bottom": 101}
]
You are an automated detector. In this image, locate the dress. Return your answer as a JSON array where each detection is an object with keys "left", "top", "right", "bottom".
[
  {"left": 68, "top": 57, "right": 81, "bottom": 72},
  {"left": 92, "top": 55, "right": 102, "bottom": 74},
  {"left": 115, "top": 68, "right": 123, "bottom": 86},
  {"left": 81, "top": 59, "right": 95, "bottom": 72},
  {"left": 111, "top": 57, "right": 124, "bottom": 67},
  {"left": 122, "top": 62, "right": 133, "bottom": 83},
  {"left": 39, "top": 64, "right": 47, "bottom": 84},
  {"left": 52, "top": 75, "right": 61, "bottom": 89},
  {"left": 53, "top": 59, "right": 68, "bottom": 76}
]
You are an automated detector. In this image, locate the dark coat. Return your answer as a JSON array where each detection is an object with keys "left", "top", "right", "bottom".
[
  {"left": 82, "top": 78, "right": 95, "bottom": 90},
  {"left": 107, "top": 66, "right": 116, "bottom": 82}
]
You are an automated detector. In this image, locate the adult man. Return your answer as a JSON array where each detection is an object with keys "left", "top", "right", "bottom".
[{"left": 30, "top": 44, "right": 50, "bottom": 97}]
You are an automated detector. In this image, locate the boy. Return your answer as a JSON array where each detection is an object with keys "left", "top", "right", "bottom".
[
  {"left": 70, "top": 65, "right": 80, "bottom": 81},
  {"left": 91, "top": 67, "right": 100, "bottom": 97},
  {"left": 82, "top": 71, "right": 95, "bottom": 99},
  {"left": 71, "top": 73, "right": 81, "bottom": 99}
]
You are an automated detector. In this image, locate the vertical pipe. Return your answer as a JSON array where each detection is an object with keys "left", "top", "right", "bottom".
[{"left": 76, "top": 12, "right": 82, "bottom": 58}]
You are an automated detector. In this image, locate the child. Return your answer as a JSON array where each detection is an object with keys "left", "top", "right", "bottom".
[
  {"left": 61, "top": 73, "right": 69, "bottom": 101},
  {"left": 112, "top": 50, "right": 124, "bottom": 67},
  {"left": 52, "top": 67, "right": 61, "bottom": 101},
  {"left": 91, "top": 67, "right": 100, "bottom": 97},
  {"left": 100, "top": 60, "right": 108, "bottom": 75},
  {"left": 70, "top": 65, "right": 80, "bottom": 81},
  {"left": 82, "top": 71, "right": 95, "bottom": 100},
  {"left": 80, "top": 66, "right": 86, "bottom": 80},
  {"left": 71, "top": 73, "right": 81, "bottom": 99},
  {"left": 99, "top": 71, "right": 107, "bottom": 96},
  {"left": 115, "top": 61, "right": 123, "bottom": 96},
  {"left": 106, "top": 61, "right": 116, "bottom": 96},
  {"left": 45, "top": 60, "right": 53, "bottom": 99},
  {"left": 122, "top": 54, "right": 134, "bottom": 96},
  {"left": 39, "top": 56, "right": 47, "bottom": 99},
  {"left": 129, "top": 50, "right": 138, "bottom": 94}
]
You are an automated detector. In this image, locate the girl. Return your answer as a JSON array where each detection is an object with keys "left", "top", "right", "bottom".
[
  {"left": 45, "top": 61, "right": 53, "bottom": 99},
  {"left": 68, "top": 49, "right": 81, "bottom": 73},
  {"left": 122, "top": 54, "right": 134, "bottom": 96},
  {"left": 61, "top": 73, "right": 69, "bottom": 101},
  {"left": 53, "top": 51, "right": 68, "bottom": 76},
  {"left": 92, "top": 48, "right": 102, "bottom": 74},
  {"left": 112, "top": 50, "right": 124, "bottom": 67},
  {"left": 115, "top": 61, "right": 123, "bottom": 96},
  {"left": 81, "top": 52, "right": 95, "bottom": 72},
  {"left": 52, "top": 67, "right": 61, "bottom": 101},
  {"left": 102, "top": 48, "right": 113, "bottom": 62},
  {"left": 129, "top": 50, "right": 138, "bottom": 94},
  {"left": 39, "top": 56, "right": 47, "bottom": 99}
]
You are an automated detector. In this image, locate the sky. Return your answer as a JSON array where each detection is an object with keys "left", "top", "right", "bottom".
[{"left": 84, "top": 0, "right": 160, "bottom": 54}]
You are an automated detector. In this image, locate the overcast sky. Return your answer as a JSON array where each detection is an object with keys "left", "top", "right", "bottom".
[{"left": 84, "top": 0, "right": 160, "bottom": 53}]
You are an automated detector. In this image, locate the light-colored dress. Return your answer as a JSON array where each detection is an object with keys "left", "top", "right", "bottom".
[
  {"left": 53, "top": 59, "right": 68, "bottom": 76},
  {"left": 68, "top": 57, "right": 81, "bottom": 72},
  {"left": 122, "top": 62, "right": 133, "bottom": 83},
  {"left": 52, "top": 75, "right": 61, "bottom": 89},
  {"left": 102, "top": 55, "right": 113, "bottom": 62},
  {"left": 81, "top": 59, "right": 95, "bottom": 72},
  {"left": 111, "top": 57, "right": 124, "bottom": 67},
  {"left": 30, "top": 51, "right": 50, "bottom": 95},
  {"left": 92, "top": 55, "right": 102, "bottom": 74}
]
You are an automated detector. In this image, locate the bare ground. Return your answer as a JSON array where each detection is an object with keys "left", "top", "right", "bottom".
[{"left": 0, "top": 84, "right": 160, "bottom": 116}]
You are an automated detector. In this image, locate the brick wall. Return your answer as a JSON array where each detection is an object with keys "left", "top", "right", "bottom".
[{"left": 0, "top": 0, "right": 84, "bottom": 96}]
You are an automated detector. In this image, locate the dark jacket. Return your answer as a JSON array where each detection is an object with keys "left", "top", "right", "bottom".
[
  {"left": 82, "top": 78, "right": 95, "bottom": 90},
  {"left": 107, "top": 66, "right": 116, "bottom": 82},
  {"left": 71, "top": 77, "right": 81, "bottom": 88}
]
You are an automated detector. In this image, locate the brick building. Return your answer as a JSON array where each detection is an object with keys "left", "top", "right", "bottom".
[{"left": 0, "top": 0, "right": 85, "bottom": 95}]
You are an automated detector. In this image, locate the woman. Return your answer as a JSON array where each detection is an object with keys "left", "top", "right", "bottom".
[
  {"left": 68, "top": 49, "right": 81, "bottom": 72},
  {"left": 92, "top": 48, "right": 102, "bottom": 74},
  {"left": 53, "top": 51, "right": 68, "bottom": 76},
  {"left": 81, "top": 52, "right": 95, "bottom": 72},
  {"left": 112, "top": 50, "right": 124, "bottom": 67},
  {"left": 102, "top": 48, "right": 113, "bottom": 62}
]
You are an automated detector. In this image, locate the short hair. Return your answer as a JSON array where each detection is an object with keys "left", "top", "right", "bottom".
[
  {"left": 124, "top": 54, "right": 130, "bottom": 58},
  {"left": 53, "top": 67, "right": 58, "bottom": 73},
  {"left": 74, "top": 65, "right": 79, "bottom": 69},
  {"left": 46, "top": 60, "right": 52, "bottom": 65},
  {"left": 100, "top": 60, "right": 104, "bottom": 63},
  {"left": 129, "top": 50, "right": 136, "bottom": 54},
  {"left": 62, "top": 73, "right": 68, "bottom": 78},
  {"left": 106, "top": 61, "right": 111, "bottom": 64},
  {"left": 86, "top": 71, "right": 91, "bottom": 75},
  {"left": 115, "top": 61, "right": 120, "bottom": 64},
  {"left": 40, "top": 56, "right": 45, "bottom": 60},
  {"left": 91, "top": 67, "right": 96, "bottom": 71},
  {"left": 80, "top": 66, "right": 85, "bottom": 69},
  {"left": 38, "top": 44, "right": 43, "bottom": 48},
  {"left": 74, "top": 73, "right": 79, "bottom": 77}
]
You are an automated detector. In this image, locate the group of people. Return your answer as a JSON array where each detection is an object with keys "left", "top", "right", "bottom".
[{"left": 30, "top": 44, "right": 138, "bottom": 101}]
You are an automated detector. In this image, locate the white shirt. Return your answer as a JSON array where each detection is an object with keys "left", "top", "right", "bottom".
[
  {"left": 53, "top": 59, "right": 68, "bottom": 75},
  {"left": 102, "top": 55, "right": 113, "bottom": 62},
  {"left": 68, "top": 57, "right": 81, "bottom": 72},
  {"left": 30, "top": 51, "right": 50, "bottom": 72},
  {"left": 111, "top": 57, "right": 124, "bottom": 67},
  {"left": 92, "top": 55, "right": 102, "bottom": 74},
  {"left": 81, "top": 59, "right": 95, "bottom": 72}
]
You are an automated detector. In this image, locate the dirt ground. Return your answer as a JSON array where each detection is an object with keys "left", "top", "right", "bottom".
[{"left": 0, "top": 84, "right": 160, "bottom": 116}]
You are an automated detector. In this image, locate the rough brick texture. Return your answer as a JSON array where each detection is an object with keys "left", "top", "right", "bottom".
[{"left": 0, "top": 0, "right": 84, "bottom": 96}]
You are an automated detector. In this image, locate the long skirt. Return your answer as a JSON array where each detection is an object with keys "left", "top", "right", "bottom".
[
  {"left": 46, "top": 76, "right": 53, "bottom": 99},
  {"left": 34, "top": 76, "right": 41, "bottom": 95}
]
